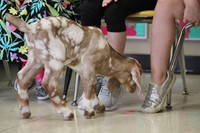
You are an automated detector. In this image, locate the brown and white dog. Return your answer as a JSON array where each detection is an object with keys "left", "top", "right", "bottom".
[{"left": 5, "top": 13, "right": 142, "bottom": 120}]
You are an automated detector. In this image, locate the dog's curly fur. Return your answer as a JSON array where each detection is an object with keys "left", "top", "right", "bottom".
[{"left": 5, "top": 13, "right": 142, "bottom": 120}]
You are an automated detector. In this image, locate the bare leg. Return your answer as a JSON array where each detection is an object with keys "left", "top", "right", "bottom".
[
  {"left": 150, "top": 0, "right": 185, "bottom": 85},
  {"left": 141, "top": 0, "right": 186, "bottom": 113},
  {"left": 107, "top": 31, "right": 126, "bottom": 54}
]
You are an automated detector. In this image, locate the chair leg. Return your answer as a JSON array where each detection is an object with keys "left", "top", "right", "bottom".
[
  {"left": 166, "top": 23, "right": 193, "bottom": 109},
  {"left": 63, "top": 67, "right": 72, "bottom": 100},
  {"left": 71, "top": 73, "right": 80, "bottom": 106},
  {"left": 3, "top": 60, "right": 13, "bottom": 87},
  {"left": 179, "top": 47, "right": 189, "bottom": 95},
  {"left": 166, "top": 46, "right": 188, "bottom": 110}
]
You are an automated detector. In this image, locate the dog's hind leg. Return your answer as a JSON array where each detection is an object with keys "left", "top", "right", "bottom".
[
  {"left": 16, "top": 60, "right": 43, "bottom": 119},
  {"left": 42, "top": 66, "right": 74, "bottom": 121}
]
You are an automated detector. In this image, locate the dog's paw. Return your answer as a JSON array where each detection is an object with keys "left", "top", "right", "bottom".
[
  {"left": 64, "top": 113, "right": 74, "bottom": 121},
  {"left": 21, "top": 112, "right": 31, "bottom": 119},
  {"left": 57, "top": 106, "right": 74, "bottom": 121},
  {"left": 20, "top": 106, "right": 31, "bottom": 119},
  {"left": 84, "top": 111, "right": 95, "bottom": 119},
  {"left": 94, "top": 104, "right": 105, "bottom": 113}
]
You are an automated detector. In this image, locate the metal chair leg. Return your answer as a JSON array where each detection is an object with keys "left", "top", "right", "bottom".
[
  {"left": 166, "top": 23, "right": 193, "bottom": 109},
  {"left": 3, "top": 60, "right": 13, "bottom": 87},
  {"left": 166, "top": 90, "right": 173, "bottom": 109},
  {"left": 71, "top": 73, "right": 80, "bottom": 106},
  {"left": 179, "top": 47, "right": 189, "bottom": 95},
  {"left": 63, "top": 67, "right": 72, "bottom": 100}
]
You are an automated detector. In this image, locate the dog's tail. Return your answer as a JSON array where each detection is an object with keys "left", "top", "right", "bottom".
[{"left": 5, "top": 13, "right": 30, "bottom": 33}]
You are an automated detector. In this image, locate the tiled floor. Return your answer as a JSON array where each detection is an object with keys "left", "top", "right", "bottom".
[{"left": 0, "top": 62, "right": 200, "bottom": 133}]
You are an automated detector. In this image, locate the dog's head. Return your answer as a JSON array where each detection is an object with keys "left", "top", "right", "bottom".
[{"left": 107, "top": 57, "right": 143, "bottom": 97}]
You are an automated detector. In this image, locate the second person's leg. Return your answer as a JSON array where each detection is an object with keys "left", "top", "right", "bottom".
[{"left": 142, "top": 0, "right": 185, "bottom": 113}]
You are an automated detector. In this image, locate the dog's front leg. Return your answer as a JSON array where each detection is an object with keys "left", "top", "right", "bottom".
[{"left": 81, "top": 76, "right": 105, "bottom": 119}]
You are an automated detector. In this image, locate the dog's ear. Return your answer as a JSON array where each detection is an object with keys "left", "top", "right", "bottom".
[
  {"left": 107, "top": 77, "right": 121, "bottom": 97},
  {"left": 131, "top": 68, "right": 144, "bottom": 100}
]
